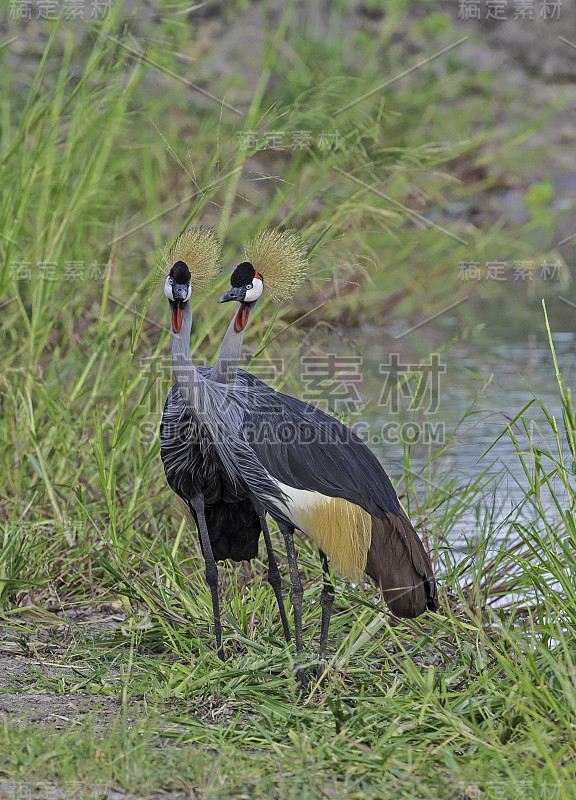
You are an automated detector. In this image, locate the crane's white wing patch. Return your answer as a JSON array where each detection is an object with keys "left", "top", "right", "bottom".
[{"left": 276, "top": 482, "right": 371, "bottom": 580}]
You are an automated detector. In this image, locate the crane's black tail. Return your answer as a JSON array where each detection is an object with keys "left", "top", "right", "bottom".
[{"left": 365, "top": 510, "right": 438, "bottom": 618}]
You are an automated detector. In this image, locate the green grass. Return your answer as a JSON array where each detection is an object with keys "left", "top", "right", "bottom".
[{"left": 0, "top": 1, "right": 574, "bottom": 798}]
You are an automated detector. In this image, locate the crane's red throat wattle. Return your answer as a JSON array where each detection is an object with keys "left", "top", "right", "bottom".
[
  {"left": 235, "top": 303, "right": 250, "bottom": 332},
  {"left": 172, "top": 307, "right": 183, "bottom": 333}
]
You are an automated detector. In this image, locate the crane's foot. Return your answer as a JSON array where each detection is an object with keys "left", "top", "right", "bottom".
[
  {"left": 316, "top": 659, "right": 330, "bottom": 687},
  {"left": 294, "top": 663, "right": 309, "bottom": 696}
]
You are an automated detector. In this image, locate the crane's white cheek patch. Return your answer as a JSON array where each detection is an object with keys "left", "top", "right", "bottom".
[
  {"left": 277, "top": 482, "right": 371, "bottom": 580},
  {"left": 244, "top": 278, "right": 263, "bottom": 303}
]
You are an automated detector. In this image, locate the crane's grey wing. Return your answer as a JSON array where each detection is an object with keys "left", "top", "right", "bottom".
[
  {"left": 241, "top": 386, "right": 437, "bottom": 612},
  {"left": 162, "top": 376, "right": 288, "bottom": 514},
  {"left": 241, "top": 387, "right": 401, "bottom": 519},
  {"left": 160, "top": 379, "right": 291, "bottom": 560}
]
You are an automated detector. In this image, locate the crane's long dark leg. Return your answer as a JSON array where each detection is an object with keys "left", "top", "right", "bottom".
[
  {"left": 279, "top": 523, "right": 307, "bottom": 689},
  {"left": 252, "top": 501, "right": 291, "bottom": 643},
  {"left": 189, "top": 497, "right": 224, "bottom": 661},
  {"left": 318, "top": 549, "right": 335, "bottom": 681},
  {"left": 279, "top": 524, "right": 303, "bottom": 654}
]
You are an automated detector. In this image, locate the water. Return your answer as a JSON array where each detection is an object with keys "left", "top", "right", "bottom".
[
  {"left": 274, "top": 306, "right": 575, "bottom": 531},
  {"left": 361, "top": 322, "right": 576, "bottom": 547}
]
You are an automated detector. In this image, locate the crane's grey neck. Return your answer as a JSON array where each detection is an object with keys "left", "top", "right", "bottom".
[
  {"left": 209, "top": 300, "right": 258, "bottom": 385},
  {"left": 168, "top": 297, "right": 289, "bottom": 511},
  {"left": 170, "top": 301, "right": 213, "bottom": 418}
]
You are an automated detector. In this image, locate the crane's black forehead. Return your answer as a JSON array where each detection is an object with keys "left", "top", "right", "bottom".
[
  {"left": 231, "top": 261, "right": 256, "bottom": 287},
  {"left": 170, "top": 261, "right": 191, "bottom": 283}
]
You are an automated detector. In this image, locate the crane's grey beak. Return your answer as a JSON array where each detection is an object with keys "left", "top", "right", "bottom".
[
  {"left": 172, "top": 283, "right": 190, "bottom": 301},
  {"left": 171, "top": 284, "right": 190, "bottom": 333},
  {"left": 218, "top": 286, "right": 246, "bottom": 304}
]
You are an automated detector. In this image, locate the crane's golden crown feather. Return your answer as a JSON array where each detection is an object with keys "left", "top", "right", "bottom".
[
  {"left": 242, "top": 229, "right": 308, "bottom": 302},
  {"left": 157, "top": 227, "right": 221, "bottom": 294}
]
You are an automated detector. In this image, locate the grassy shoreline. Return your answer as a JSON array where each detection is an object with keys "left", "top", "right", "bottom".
[{"left": 1, "top": 3, "right": 575, "bottom": 798}]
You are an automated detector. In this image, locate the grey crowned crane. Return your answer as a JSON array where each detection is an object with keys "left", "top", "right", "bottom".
[
  {"left": 160, "top": 228, "right": 305, "bottom": 658},
  {"left": 160, "top": 227, "right": 437, "bottom": 666}
]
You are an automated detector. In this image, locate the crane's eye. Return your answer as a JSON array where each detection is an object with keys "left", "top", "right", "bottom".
[
  {"left": 169, "top": 277, "right": 174, "bottom": 284},
  {"left": 245, "top": 283, "right": 253, "bottom": 290}
]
